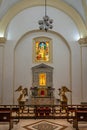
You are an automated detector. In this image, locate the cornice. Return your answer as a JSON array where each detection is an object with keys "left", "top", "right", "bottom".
[
  {"left": 0, "top": 37, "right": 6, "bottom": 43},
  {"left": 78, "top": 36, "right": 87, "bottom": 45}
]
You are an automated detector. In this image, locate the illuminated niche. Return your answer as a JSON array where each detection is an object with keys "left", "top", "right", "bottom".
[
  {"left": 33, "top": 37, "right": 52, "bottom": 63},
  {"left": 39, "top": 73, "right": 46, "bottom": 86}
]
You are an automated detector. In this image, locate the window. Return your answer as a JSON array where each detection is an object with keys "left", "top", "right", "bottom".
[{"left": 33, "top": 37, "right": 52, "bottom": 63}]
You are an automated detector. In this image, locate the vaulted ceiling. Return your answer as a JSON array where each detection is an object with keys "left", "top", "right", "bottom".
[
  {"left": 0, "top": 0, "right": 87, "bottom": 38},
  {"left": 0, "top": 0, "right": 87, "bottom": 25}
]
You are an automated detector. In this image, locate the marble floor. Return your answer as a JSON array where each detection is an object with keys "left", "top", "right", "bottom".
[{"left": 0, "top": 119, "right": 87, "bottom": 130}]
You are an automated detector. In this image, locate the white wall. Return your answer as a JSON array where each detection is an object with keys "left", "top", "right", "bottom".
[
  {"left": 14, "top": 32, "right": 70, "bottom": 104},
  {"left": 0, "top": 6, "right": 86, "bottom": 105}
]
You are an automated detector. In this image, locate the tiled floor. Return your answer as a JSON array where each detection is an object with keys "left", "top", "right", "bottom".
[{"left": 0, "top": 119, "right": 87, "bottom": 130}]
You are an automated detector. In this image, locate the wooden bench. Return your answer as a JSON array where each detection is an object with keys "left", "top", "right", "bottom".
[
  {"left": 73, "top": 107, "right": 87, "bottom": 130},
  {"left": 0, "top": 108, "right": 13, "bottom": 130}
]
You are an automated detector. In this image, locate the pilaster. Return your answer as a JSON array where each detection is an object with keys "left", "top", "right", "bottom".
[{"left": 0, "top": 37, "right": 6, "bottom": 44}]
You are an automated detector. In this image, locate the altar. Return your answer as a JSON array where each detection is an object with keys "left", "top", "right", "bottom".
[
  {"left": 30, "top": 63, "right": 55, "bottom": 105},
  {"left": 31, "top": 97, "right": 54, "bottom": 105}
]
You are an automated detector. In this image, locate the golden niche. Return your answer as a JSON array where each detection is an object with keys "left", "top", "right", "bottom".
[{"left": 39, "top": 73, "right": 46, "bottom": 86}]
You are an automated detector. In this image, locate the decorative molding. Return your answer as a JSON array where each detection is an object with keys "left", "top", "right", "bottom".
[
  {"left": 78, "top": 36, "right": 87, "bottom": 45},
  {"left": 0, "top": 37, "right": 6, "bottom": 43}
]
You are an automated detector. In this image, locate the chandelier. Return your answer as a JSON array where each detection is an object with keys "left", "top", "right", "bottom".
[{"left": 38, "top": 0, "right": 53, "bottom": 32}]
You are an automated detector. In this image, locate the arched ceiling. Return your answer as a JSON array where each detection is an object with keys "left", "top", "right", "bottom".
[
  {"left": 0, "top": 0, "right": 87, "bottom": 23},
  {"left": 0, "top": 0, "right": 87, "bottom": 38}
]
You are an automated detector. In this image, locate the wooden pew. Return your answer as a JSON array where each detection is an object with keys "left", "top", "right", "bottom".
[
  {"left": 67, "top": 106, "right": 76, "bottom": 123},
  {"left": 0, "top": 108, "right": 13, "bottom": 130},
  {"left": 11, "top": 107, "right": 20, "bottom": 123},
  {"left": 73, "top": 107, "right": 87, "bottom": 130}
]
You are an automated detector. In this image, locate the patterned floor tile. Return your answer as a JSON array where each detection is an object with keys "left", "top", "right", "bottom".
[{"left": 23, "top": 120, "right": 67, "bottom": 130}]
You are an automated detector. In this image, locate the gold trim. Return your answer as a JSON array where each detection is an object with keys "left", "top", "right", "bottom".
[
  {"left": 78, "top": 37, "right": 87, "bottom": 45},
  {"left": 0, "top": 0, "right": 87, "bottom": 37},
  {"left": 0, "top": 37, "right": 6, "bottom": 43}
]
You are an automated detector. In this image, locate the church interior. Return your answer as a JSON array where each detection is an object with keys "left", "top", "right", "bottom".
[{"left": 0, "top": 0, "right": 87, "bottom": 130}]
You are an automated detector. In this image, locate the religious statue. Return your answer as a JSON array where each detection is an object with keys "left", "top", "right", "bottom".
[
  {"left": 15, "top": 85, "right": 28, "bottom": 105},
  {"left": 58, "top": 86, "right": 71, "bottom": 106}
]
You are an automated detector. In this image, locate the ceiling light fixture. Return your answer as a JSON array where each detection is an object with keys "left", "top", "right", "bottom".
[{"left": 38, "top": 0, "right": 53, "bottom": 32}]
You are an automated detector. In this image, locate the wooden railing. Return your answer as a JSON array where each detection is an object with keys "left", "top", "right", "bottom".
[{"left": 0, "top": 104, "right": 87, "bottom": 130}]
